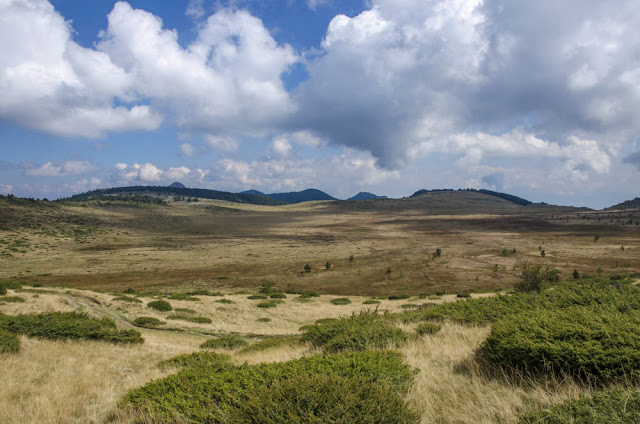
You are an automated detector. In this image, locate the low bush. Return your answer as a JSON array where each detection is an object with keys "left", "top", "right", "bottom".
[
  {"left": 168, "top": 294, "right": 200, "bottom": 301},
  {"left": 159, "top": 351, "right": 231, "bottom": 370},
  {"left": 239, "top": 336, "right": 301, "bottom": 354},
  {"left": 401, "top": 304, "right": 419, "bottom": 309},
  {"left": 299, "top": 291, "right": 320, "bottom": 298},
  {"left": 0, "top": 286, "right": 6, "bottom": 296},
  {"left": 0, "top": 312, "right": 143, "bottom": 344},
  {"left": 480, "top": 306, "right": 640, "bottom": 383},
  {"left": 257, "top": 300, "right": 283, "bottom": 309},
  {"left": 166, "top": 315, "right": 212, "bottom": 324},
  {"left": 0, "top": 296, "right": 25, "bottom": 303},
  {"left": 215, "top": 298, "right": 234, "bottom": 304},
  {"left": 269, "top": 293, "right": 287, "bottom": 299},
  {"left": 186, "top": 290, "right": 223, "bottom": 296},
  {"left": 519, "top": 389, "right": 640, "bottom": 423},
  {"left": 112, "top": 295, "right": 142, "bottom": 303},
  {"left": 415, "top": 322, "right": 441, "bottom": 335},
  {"left": 363, "top": 299, "right": 381, "bottom": 305},
  {"left": 247, "top": 294, "right": 268, "bottom": 300},
  {"left": 388, "top": 294, "right": 411, "bottom": 300},
  {"left": 456, "top": 293, "right": 471, "bottom": 298},
  {"left": 174, "top": 308, "right": 196, "bottom": 314},
  {"left": 122, "top": 350, "right": 417, "bottom": 423},
  {"left": 0, "top": 281, "right": 22, "bottom": 290},
  {"left": 300, "top": 311, "right": 407, "bottom": 354},
  {"left": 201, "top": 335, "right": 248, "bottom": 350},
  {"left": 133, "top": 317, "right": 165, "bottom": 328},
  {"left": 0, "top": 328, "right": 20, "bottom": 354},
  {"left": 331, "top": 297, "right": 352, "bottom": 305},
  {"left": 147, "top": 300, "right": 172, "bottom": 312},
  {"left": 256, "top": 317, "right": 271, "bottom": 323}
]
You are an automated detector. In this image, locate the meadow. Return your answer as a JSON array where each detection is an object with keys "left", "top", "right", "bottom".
[{"left": 1, "top": 192, "right": 639, "bottom": 423}]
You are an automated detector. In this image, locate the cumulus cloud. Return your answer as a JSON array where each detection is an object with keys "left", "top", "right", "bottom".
[
  {"left": 0, "top": 184, "right": 14, "bottom": 194},
  {"left": 21, "top": 160, "right": 97, "bottom": 177},
  {"left": 180, "top": 143, "right": 196, "bottom": 157},
  {"left": 623, "top": 151, "right": 640, "bottom": 170},
  {"left": 204, "top": 135, "right": 239, "bottom": 152},
  {"left": 113, "top": 162, "right": 208, "bottom": 185}
]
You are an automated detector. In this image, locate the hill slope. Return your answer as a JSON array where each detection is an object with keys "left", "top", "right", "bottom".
[
  {"left": 266, "top": 188, "right": 337, "bottom": 203},
  {"left": 348, "top": 192, "right": 388, "bottom": 201},
  {"left": 605, "top": 197, "right": 640, "bottom": 210}
]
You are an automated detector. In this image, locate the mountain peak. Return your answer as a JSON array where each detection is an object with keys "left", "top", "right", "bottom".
[{"left": 169, "top": 182, "right": 186, "bottom": 189}]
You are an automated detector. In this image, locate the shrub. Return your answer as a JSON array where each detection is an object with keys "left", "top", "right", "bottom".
[
  {"left": 331, "top": 298, "right": 352, "bottom": 305},
  {"left": 300, "top": 290, "right": 320, "bottom": 298},
  {"left": 514, "top": 260, "right": 559, "bottom": 292},
  {"left": 479, "top": 306, "right": 640, "bottom": 383},
  {"left": 519, "top": 389, "right": 640, "bottom": 423},
  {"left": 0, "top": 281, "right": 22, "bottom": 290},
  {"left": 269, "top": 293, "right": 286, "bottom": 299},
  {"left": 133, "top": 317, "right": 165, "bottom": 328},
  {"left": 112, "top": 295, "right": 142, "bottom": 303},
  {"left": 166, "top": 315, "right": 212, "bottom": 324},
  {"left": 147, "top": 300, "right": 172, "bottom": 312},
  {"left": 0, "top": 312, "right": 143, "bottom": 344},
  {"left": 456, "top": 292, "right": 471, "bottom": 298},
  {"left": 168, "top": 294, "right": 200, "bottom": 301},
  {"left": 0, "top": 329, "right": 20, "bottom": 354},
  {"left": 122, "top": 350, "right": 417, "bottom": 423},
  {"left": 388, "top": 294, "right": 410, "bottom": 300},
  {"left": 300, "top": 311, "right": 407, "bottom": 354},
  {"left": 1, "top": 296, "right": 24, "bottom": 303},
  {"left": 401, "top": 304, "right": 419, "bottom": 309},
  {"left": 416, "top": 322, "right": 441, "bottom": 336},
  {"left": 363, "top": 299, "right": 381, "bottom": 305},
  {"left": 0, "top": 286, "right": 6, "bottom": 295},
  {"left": 247, "top": 294, "right": 268, "bottom": 300},
  {"left": 257, "top": 300, "right": 283, "bottom": 308},
  {"left": 186, "top": 290, "right": 223, "bottom": 296},
  {"left": 215, "top": 298, "right": 234, "bottom": 304},
  {"left": 174, "top": 308, "right": 196, "bottom": 314},
  {"left": 256, "top": 317, "right": 271, "bottom": 323},
  {"left": 160, "top": 351, "right": 231, "bottom": 370},
  {"left": 304, "top": 263, "right": 312, "bottom": 273},
  {"left": 239, "top": 336, "right": 301, "bottom": 354},
  {"left": 201, "top": 335, "right": 248, "bottom": 350}
]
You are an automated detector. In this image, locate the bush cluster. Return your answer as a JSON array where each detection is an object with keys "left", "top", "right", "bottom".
[
  {"left": 330, "top": 297, "right": 352, "bottom": 305},
  {"left": 201, "top": 335, "right": 248, "bottom": 350},
  {"left": 300, "top": 311, "right": 407, "bottom": 354},
  {"left": 147, "top": 300, "right": 172, "bottom": 312},
  {"left": 168, "top": 294, "right": 200, "bottom": 301},
  {"left": 122, "top": 350, "right": 417, "bottom": 423},
  {"left": 167, "top": 314, "right": 212, "bottom": 324},
  {"left": 0, "top": 312, "right": 143, "bottom": 344},
  {"left": 112, "top": 295, "right": 142, "bottom": 303},
  {"left": 0, "top": 296, "right": 25, "bottom": 303},
  {"left": 0, "top": 328, "right": 20, "bottom": 354},
  {"left": 415, "top": 322, "right": 441, "bottom": 336},
  {"left": 238, "top": 336, "right": 301, "bottom": 354},
  {"left": 247, "top": 294, "right": 268, "bottom": 300},
  {"left": 257, "top": 300, "right": 283, "bottom": 308},
  {"left": 133, "top": 316, "right": 166, "bottom": 328}
]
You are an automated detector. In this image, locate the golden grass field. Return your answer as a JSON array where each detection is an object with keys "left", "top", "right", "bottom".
[{"left": 1, "top": 192, "right": 639, "bottom": 423}]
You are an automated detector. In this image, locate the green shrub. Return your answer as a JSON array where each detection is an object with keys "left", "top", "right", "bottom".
[
  {"left": 122, "top": 350, "right": 417, "bottom": 423},
  {"left": 174, "top": 308, "right": 196, "bottom": 314},
  {"left": 364, "top": 299, "right": 381, "bottom": 305},
  {"left": 0, "top": 329, "right": 20, "bottom": 354},
  {"left": 315, "top": 318, "right": 339, "bottom": 325},
  {"left": 269, "top": 293, "right": 287, "bottom": 299},
  {"left": 480, "top": 306, "right": 640, "bottom": 383},
  {"left": 401, "top": 304, "right": 419, "bottom": 309},
  {"left": 428, "top": 295, "right": 442, "bottom": 300},
  {"left": 133, "top": 317, "right": 165, "bottom": 328},
  {"left": 514, "top": 260, "right": 559, "bottom": 293},
  {"left": 215, "top": 298, "right": 234, "bottom": 304},
  {"left": 168, "top": 294, "right": 200, "bottom": 301},
  {"left": 300, "top": 291, "right": 320, "bottom": 298},
  {"left": 0, "top": 312, "right": 143, "bottom": 344},
  {"left": 388, "top": 294, "right": 411, "bottom": 300},
  {"left": 147, "top": 300, "right": 172, "bottom": 312},
  {"left": 112, "top": 295, "right": 142, "bottom": 303},
  {"left": 0, "top": 281, "right": 22, "bottom": 290},
  {"left": 256, "top": 317, "right": 271, "bottom": 323},
  {"left": 160, "top": 351, "right": 231, "bottom": 370},
  {"left": 247, "top": 294, "right": 268, "bottom": 300},
  {"left": 456, "top": 293, "right": 471, "bottom": 298},
  {"left": 415, "top": 322, "right": 441, "bottom": 336},
  {"left": 301, "top": 311, "right": 407, "bottom": 354},
  {"left": 0, "top": 286, "right": 6, "bottom": 295},
  {"left": 331, "top": 297, "right": 352, "bottom": 305},
  {"left": 186, "top": 290, "right": 223, "bottom": 296},
  {"left": 166, "top": 315, "right": 212, "bottom": 324},
  {"left": 201, "top": 335, "right": 248, "bottom": 350},
  {"left": 239, "top": 336, "right": 301, "bottom": 354},
  {"left": 1, "top": 296, "right": 25, "bottom": 303},
  {"left": 257, "top": 300, "right": 283, "bottom": 308},
  {"left": 519, "top": 389, "right": 640, "bottom": 423}
]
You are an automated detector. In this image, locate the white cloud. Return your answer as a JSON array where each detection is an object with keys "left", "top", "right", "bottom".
[
  {"left": 21, "top": 160, "right": 97, "bottom": 177},
  {"left": 180, "top": 143, "right": 196, "bottom": 157},
  {"left": 0, "top": 184, "right": 13, "bottom": 194},
  {"left": 267, "top": 136, "right": 294, "bottom": 158},
  {"left": 113, "top": 162, "right": 203, "bottom": 185},
  {"left": 204, "top": 135, "right": 239, "bottom": 152}
]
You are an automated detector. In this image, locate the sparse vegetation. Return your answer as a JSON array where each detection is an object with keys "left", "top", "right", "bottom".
[
  {"left": 166, "top": 314, "right": 212, "bottom": 324},
  {"left": 363, "top": 299, "right": 381, "bottom": 305},
  {"left": 168, "top": 293, "right": 200, "bottom": 301},
  {"left": 330, "top": 297, "right": 352, "bottom": 305},
  {"left": 200, "top": 335, "right": 248, "bottom": 350},
  {"left": 1, "top": 296, "right": 25, "bottom": 303},
  {"left": 256, "top": 300, "right": 283, "bottom": 308},
  {"left": 0, "top": 328, "right": 20, "bottom": 354},
  {"left": 215, "top": 298, "right": 234, "bottom": 304},
  {"left": 238, "top": 336, "right": 301, "bottom": 354},
  {"left": 147, "top": 300, "right": 172, "bottom": 311},
  {"left": 112, "top": 295, "right": 142, "bottom": 303}
]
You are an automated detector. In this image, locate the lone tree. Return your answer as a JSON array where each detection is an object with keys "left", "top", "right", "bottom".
[
  {"left": 572, "top": 269, "right": 581, "bottom": 280},
  {"left": 304, "top": 264, "right": 312, "bottom": 273},
  {"left": 325, "top": 261, "right": 331, "bottom": 270},
  {"left": 349, "top": 255, "right": 354, "bottom": 266},
  {"left": 514, "top": 260, "right": 559, "bottom": 293}
]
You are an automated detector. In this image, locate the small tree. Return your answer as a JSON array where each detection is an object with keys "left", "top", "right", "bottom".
[
  {"left": 572, "top": 269, "right": 581, "bottom": 280},
  {"left": 349, "top": 255, "right": 354, "bottom": 266},
  {"left": 594, "top": 235, "right": 600, "bottom": 242},
  {"left": 514, "top": 260, "right": 559, "bottom": 293},
  {"left": 304, "top": 264, "right": 312, "bottom": 273},
  {"left": 540, "top": 250, "right": 546, "bottom": 257},
  {"left": 325, "top": 262, "right": 331, "bottom": 270}
]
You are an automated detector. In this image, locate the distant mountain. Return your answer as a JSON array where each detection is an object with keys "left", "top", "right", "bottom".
[
  {"left": 605, "top": 197, "right": 640, "bottom": 210},
  {"left": 169, "top": 182, "right": 186, "bottom": 188},
  {"left": 62, "top": 186, "right": 286, "bottom": 206},
  {"left": 240, "top": 189, "right": 266, "bottom": 196},
  {"left": 267, "top": 188, "right": 337, "bottom": 204},
  {"left": 411, "top": 188, "right": 532, "bottom": 207},
  {"left": 347, "top": 192, "right": 388, "bottom": 201}
]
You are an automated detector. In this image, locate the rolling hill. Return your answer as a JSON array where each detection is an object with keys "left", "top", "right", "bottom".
[
  {"left": 605, "top": 197, "right": 640, "bottom": 210},
  {"left": 347, "top": 192, "right": 388, "bottom": 200},
  {"left": 239, "top": 188, "right": 337, "bottom": 203}
]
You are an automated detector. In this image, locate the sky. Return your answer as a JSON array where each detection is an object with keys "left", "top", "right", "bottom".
[{"left": 1, "top": 0, "right": 639, "bottom": 208}]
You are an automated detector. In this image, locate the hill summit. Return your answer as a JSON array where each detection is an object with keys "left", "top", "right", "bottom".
[{"left": 169, "top": 182, "right": 186, "bottom": 189}]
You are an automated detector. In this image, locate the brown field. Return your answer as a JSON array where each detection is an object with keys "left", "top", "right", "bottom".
[{"left": 1, "top": 192, "right": 639, "bottom": 423}]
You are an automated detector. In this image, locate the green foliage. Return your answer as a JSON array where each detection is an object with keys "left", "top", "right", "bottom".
[
  {"left": 256, "top": 317, "right": 271, "bottom": 323},
  {"left": 133, "top": 317, "right": 166, "bottom": 328},
  {"left": 166, "top": 315, "right": 212, "bottom": 324},
  {"left": 269, "top": 293, "right": 287, "bottom": 299},
  {"left": 147, "top": 300, "right": 172, "bottom": 312},
  {"left": 257, "top": 300, "right": 283, "bottom": 308},
  {"left": 304, "top": 263, "right": 312, "bottom": 273},
  {"left": 112, "top": 295, "right": 142, "bottom": 303},
  {"left": 388, "top": 294, "right": 411, "bottom": 300},
  {"left": 122, "top": 350, "right": 417, "bottom": 423},
  {"left": 415, "top": 322, "right": 442, "bottom": 336},
  {"left": 456, "top": 293, "right": 471, "bottom": 298},
  {"left": 0, "top": 281, "right": 22, "bottom": 290},
  {"left": 238, "top": 336, "right": 300, "bottom": 354},
  {"left": 168, "top": 294, "right": 200, "bottom": 301},
  {"left": 0, "top": 328, "right": 20, "bottom": 354},
  {"left": 299, "top": 291, "right": 319, "bottom": 298},
  {"left": 215, "top": 298, "right": 234, "bottom": 304},
  {"left": 363, "top": 299, "right": 381, "bottom": 305},
  {"left": 247, "top": 294, "right": 268, "bottom": 300},
  {"left": 186, "top": 290, "right": 224, "bottom": 296},
  {"left": 174, "top": 308, "right": 196, "bottom": 314},
  {"left": 0, "top": 312, "right": 143, "bottom": 344},
  {"left": 0, "top": 296, "right": 25, "bottom": 303},
  {"left": 325, "top": 261, "right": 331, "bottom": 270},
  {"left": 519, "top": 389, "right": 640, "bottom": 423},
  {"left": 300, "top": 311, "right": 407, "bottom": 354},
  {"left": 331, "top": 297, "right": 352, "bottom": 305},
  {"left": 201, "top": 335, "right": 248, "bottom": 350},
  {"left": 401, "top": 304, "right": 419, "bottom": 309},
  {"left": 480, "top": 306, "right": 640, "bottom": 383},
  {"left": 0, "top": 286, "right": 6, "bottom": 295},
  {"left": 514, "top": 260, "right": 559, "bottom": 293},
  {"left": 159, "top": 351, "right": 231, "bottom": 370}
]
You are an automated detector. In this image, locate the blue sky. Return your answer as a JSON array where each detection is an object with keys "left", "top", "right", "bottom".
[{"left": 1, "top": 0, "right": 639, "bottom": 208}]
